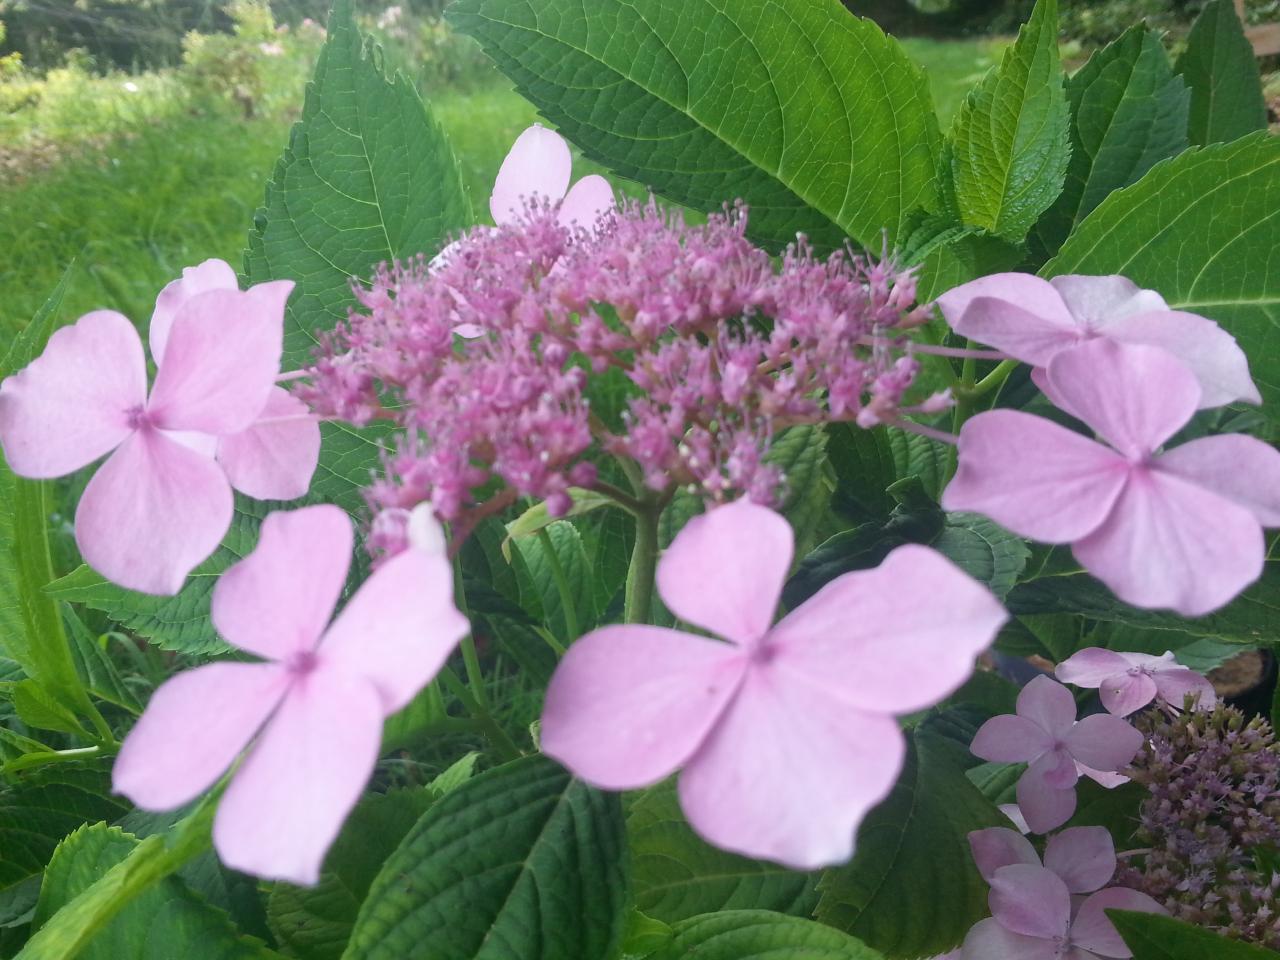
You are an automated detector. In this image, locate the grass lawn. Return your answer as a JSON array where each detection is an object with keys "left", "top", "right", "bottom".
[{"left": 0, "top": 36, "right": 998, "bottom": 335}]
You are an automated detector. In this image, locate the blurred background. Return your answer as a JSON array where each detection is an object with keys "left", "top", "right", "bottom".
[{"left": 0, "top": 0, "right": 1276, "bottom": 335}]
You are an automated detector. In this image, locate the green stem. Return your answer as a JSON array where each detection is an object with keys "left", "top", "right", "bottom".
[
  {"left": 967, "top": 358, "right": 1017, "bottom": 400},
  {"left": 624, "top": 504, "right": 661, "bottom": 625},
  {"left": 449, "top": 548, "right": 488, "bottom": 711},
  {"left": 437, "top": 666, "right": 522, "bottom": 762},
  {"left": 1, "top": 745, "right": 104, "bottom": 777},
  {"left": 537, "top": 527, "right": 580, "bottom": 642}
]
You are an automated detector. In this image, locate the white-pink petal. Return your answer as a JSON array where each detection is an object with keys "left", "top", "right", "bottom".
[
  {"left": 557, "top": 174, "right": 615, "bottom": 231},
  {"left": 1063, "top": 715, "right": 1144, "bottom": 773},
  {"left": 989, "top": 864, "right": 1072, "bottom": 940},
  {"left": 970, "top": 714, "right": 1054, "bottom": 764},
  {"left": 150, "top": 259, "right": 239, "bottom": 364},
  {"left": 1043, "top": 826, "right": 1116, "bottom": 894},
  {"left": 216, "top": 387, "right": 320, "bottom": 501},
  {"left": 1152, "top": 667, "right": 1216, "bottom": 711},
  {"left": 962, "top": 917, "right": 1061, "bottom": 960},
  {"left": 1098, "top": 672, "right": 1158, "bottom": 716},
  {"left": 1018, "top": 676, "right": 1079, "bottom": 741},
  {"left": 1070, "top": 887, "right": 1165, "bottom": 958},
  {"left": 1016, "top": 767, "right": 1077, "bottom": 834},
  {"left": 968, "top": 827, "right": 1039, "bottom": 883},
  {"left": 1048, "top": 275, "right": 1166, "bottom": 329},
  {"left": 0, "top": 310, "right": 146, "bottom": 478},
  {"left": 490, "top": 124, "right": 572, "bottom": 226},
  {"left": 1156, "top": 433, "right": 1280, "bottom": 527},
  {"left": 1056, "top": 648, "right": 1132, "bottom": 688}
]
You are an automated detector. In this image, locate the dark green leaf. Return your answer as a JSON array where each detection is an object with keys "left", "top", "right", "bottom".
[
  {"left": 1036, "top": 27, "right": 1189, "bottom": 253},
  {"left": 916, "top": 230, "right": 1026, "bottom": 302},
  {"left": 932, "top": 513, "right": 1030, "bottom": 599},
  {"left": 815, "top": 726, "right": 1005, "bottom": 958},
  {"left": 345, "top": 755, "right": 628, "bottom": 960},
  {"left": 629, "top": 780, "right": 819, "bottom": 924},
  {"left": 448, "top": 0, "right": 941, "bottom": 250},
  {"left": 647, "top": 910, "right": 886, "bottom": 960},
  {"left": 948, "top": 0, "right": 1070, "bottom": 241},
  {"left": 1174, "top": 0, "right": 1268, "bottom": 146},
  {"left": 511, "top": 521, "right": 595, "bottom": 643},
  {"left": 12, "top": 681, "right": 87, "bottom": 737},
  {"left": 1109, "top": 909, "right": 1279, "bottom": 959},
  {"left": 62, "top": 609, "right": 142, "bottom": 714},
  {"left": 767, "top": 426, "right": 831, "bottom": 559}
]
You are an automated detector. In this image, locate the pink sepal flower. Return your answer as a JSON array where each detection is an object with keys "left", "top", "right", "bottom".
[
  {"left": 970, "top": 676, "right": 1142, "bottom": 834},
  {"left": 943, "top": 339, "right": 1280, "bottom": 616},
  {"left": 112, "top": 505, "right": 469, "bottom": 885},
  {"left": 1056, "top": 647, "right": 1216, "bottom": 716},
  {"left": 540, "top": 499, "right": 1006, "bottom": 869},
  {"left": 490, "top": 124, "right": 615, "bottom": 231},
  {"left": 936, "top": 273, "right": 1259, "bottom": 408}
]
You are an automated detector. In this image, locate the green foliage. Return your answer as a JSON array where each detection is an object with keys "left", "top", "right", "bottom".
[
  {"left": 1109, "top": 909, "right": 1280, "bottom": 959},
  {"left": 448, "top": 0, "right": 941, "bottom": 251},
  {"left": 1046, "top": 133, "right": 1280, "bottom": 420},
  {"left": 345, "top": 755, "right": 628, "bottom": 960},
  {"left": 1174, "top": 0, "right": 1268, "bottom": 146},
  {"left": 628, "top": 779, "right": 820, "bottom": 924},
  {"left": 1035, "top": 26, "right": 1189, "bottom": 254},
  {"left": 766, "top": 426, "right": 832, "bottom": 560},
  {"left": 645, "top": 910, "right": 886, "bottom": 959},
  {"left": 947, "top": 0, "right": 1070, "bottom": 242},
  {"left": 815, "top": 724, "right": 1006, "bottom": 959}
]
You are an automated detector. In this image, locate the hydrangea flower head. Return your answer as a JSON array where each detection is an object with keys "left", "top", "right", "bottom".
[
  {"left": 540, "top": 499, "right": 1006, "bottom": 868},
  {"left": 936, "top": 273, "right": 1259, "bottom": 408},
  {"left": 970, "top": 676, "right": 1143, "bottom": 833},
  {"left": 113, "top": 504, "right": 469, "bottom": 884},
  {"left": 1056, "top": 647, "right": 1216, "bottom": 716},
  {"left": 943, "top": 339, "right": 1280, "bottom": 615},
  {"left": 0, "top": 268, "right": 309, "bottom": 594}
]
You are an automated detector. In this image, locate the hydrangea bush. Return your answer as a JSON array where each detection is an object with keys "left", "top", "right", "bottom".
[{"left": 1, "top": 0, "right": 1278, "bottom": 958}]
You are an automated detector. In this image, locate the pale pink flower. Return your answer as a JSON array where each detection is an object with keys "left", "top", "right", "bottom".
[
  {"left": 943, "top": 339, "right": 1280, "bottom": 616},
  {"left": 113, "top": 505, "right": 468, "bottom": 884},
  {"left": 0, "top": 272, "right": 296, "bottom": 594},
  {"left": 969, "top": 825, "right": 1119, "bottom": 894},
  {"left": 962, "top": 863, "right": 1164, "bottom": 959},
  {"left": 540, "top": 499, "right": 1007, "bottom": 869},
  {"left": 936, "top": 273, "right": 1259, "bottom": 408},
  {"left": 490, "top": 124, "right": 615, "bottom": 231},
  {"left": 970, "top": 676, "right": 1142, "bottom": 834},
  {"left": 1056, "top": 647, "right": 1216, "bottom": 716}
]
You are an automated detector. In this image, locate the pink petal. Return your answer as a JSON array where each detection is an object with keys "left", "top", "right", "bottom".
[
  {"left": 213, "top": 666, "right": 383, "bottom": 885},
  {"left": 557, "top": 175, "right": 615, "bottom": 231},
  {"left": 971, "top": 714, "right": 1055, "bottom": 763},
  {"left": 990, "top": 864, "right": 1073, "bottom": 940},
  {"left": 112, "top": 662, "right": 287, "bottom": 810},
  {"left": 541, "top": 625, "right": 746, "bottom": 790},
  {"left": 1043, "top": 826, "right": 1116, "bottom": 894},
  {"left": 678, "top": 668, "right": 905, "bottom": 869},
  {"left": 1103, "top": 309, "right": 1260, "bottom": 408},
  {"left": 1030, "top": 746, "right": 1081, "bottom": 791},
  {"left": 943, "top": 410, "right": 1127, "bottom": 543},
  {"left": 1056, "top": 648, "right": 1133, "bottom": 689},
  {"left": 968, "top": 827, "right": 1040, "bottom": 882},
  {"left": 1016, "top": 768, "right": 1077, "bottom": 834},
  {"left": 937, "top": 274, "right": 1077, "bottom": 360},
  {"left": 150, "top": 259, "right": 238, "bottom": 364},
  {"left": 1048, "top": 275, "right": 1167, "bottom": 328},
  {"left": 489, "top": 124, "right": 572, "bottom": 225},
  {"left": 1001, "top": 803, "right": 1032, "bottom": 834},
  {"left": 1098, "top": 673, "right": 1158, "bottom": 717},
  {"left": 766, "top": 544, "right": 1006, "bottom": 713},
  {"left": 1071, "top": 887, "right": 1165, "bottom": 958},
  {"left": 1077, "top": 763, "right": 1130, "bottom": 789},
  {"left": 1073, "top": 470, "right": 1264, "bottom": 616},
  {"left": 211, "top": 505, "right": 352, "bottom": 661},
  {"left": 1018, "top": 676, "right": 1079, "bottom": 740},
  {"left": 1043, "top": 341, "right": 1199, "bottom": 459},
  {"left": 215, "top": 387, "right": 320, "bottom": 500},
  {"left": 1064, "top": 715, "right": 1144, "bottom": 772},
  {"left": 0, "top": 310, "right": 145, "bottom": 478},
  {"left": 1152, "top": 667, "right": 1216, "bottom": 711},
  {"left": 656, "top": 499, "right": 792, "bottom": 646},
  {"left": 75, "top": 429, "right": 233, "bottom": 595},
  {"left": 1156, "top": 433, "right": 1280, "bottom": 526},
  {"left": 961, "top": 917, "right": 1062, "bottom": 960},
  {"left": 320, "top": 544, "right": 470, "bottom": 714},
  {"left": 147, "top": 283, "right": 292, "bottom": 435}
]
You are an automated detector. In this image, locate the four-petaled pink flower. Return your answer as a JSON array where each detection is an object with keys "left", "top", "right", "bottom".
[
  {"left": 971, "top": 676, "right": 1142, "bottom": 834},
  {"left": 540, "top": 499, "right": 1007, "bottom": 869},
  {"left": 113, "top": 504, "right": 469, "bottom": 884},
  {"left": 489, "top": 124, "right": 614, "bottom": 231},
  {"left": 1056, "top": 647, "right": 1216, "bottom": 716},
  {"left": 0, "top": 268, "right": 309, "bottom": 594},
  {"left": 943, "top": 339, "right": 1280, "bottom": 616},
  {"left": 937, "top": 273, "right": 1259, "bottom": 408},
  {"left": 969, "top": 825, "right": 1120, "bottom": 894}
]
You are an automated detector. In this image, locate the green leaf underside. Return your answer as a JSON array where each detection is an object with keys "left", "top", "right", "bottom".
[
  {"left": 949, "top": 0, "right": 1070, "bottom": 241},
  {"left": 1109, "top": 909, "right": 1280, "bottom": 959},
  {"left": 1174, "top": 0, "right": 1268, "bottom": 147},
  {"left": 448, "top": 0, "right": 941, "bottom": 251},
  {"left": 344, "top": 755, "right": 628, "bottom": 960},
  {"left": 1036, "top": 26, "right": 1188, "bottom": 253},
  {"left": 1045, "top": 133, "right": 1280, "bottom": 420},
  {"left": 815, "top": 726, "right": 1005, "bottom": 957},
  {"left": 648, "top": 910, "right": 886, "bottom": 959}
]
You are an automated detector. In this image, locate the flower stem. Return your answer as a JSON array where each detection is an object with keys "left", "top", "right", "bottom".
[
  {"left": 437, "top": 665, "right": 523, "bottom": 762},
  {"left": 625, "top": 502, "right": 661, "bottom": 625},
  {"left": 537, "top": 527, "right": 580, "bottom": 642}
]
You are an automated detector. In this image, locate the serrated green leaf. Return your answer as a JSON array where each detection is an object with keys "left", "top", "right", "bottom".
[
  {"left": 767, "top": 426, "right": 831, "bottom": 560},
  {"left": 1109, "top": 909, "right": 1278, "bottom": 959},
  {"left": 916, "top": 230, "right": 1025, "bottom": 302},
  {"left": 503, "top": 490, "right": 616, "bottom": 557},
  {"left": 447, "top": 0, "right": 941, "bottom": 251},
  {"left": 345, "top": 755, "right": 628, "bottom": 960},
  {"left": 815, "top": 726, "right": 1006, "bottom": 958},
  {"left": 884, "top": 430, "right": 951, "bottom": 502},
  {"left": 511, "top": 521, "right": 596, "bottom": 643},
  {"left": 1035, "top": 26, "right": 1189, "bottom": 254},
  {"left": 629, "top": 780, "right": 819, "bottom": 925},
  {"left": 1174, "top": 0, "right": 1268, "bottom": 147},
  {"left": 30, "top": 823, "right": 276, "bottom": 960},
  {"left": 62, "top": 608, "right": 141, "bottom": 714},
  {"left": 648, "top": 910, "right": 885, "bottom": 960},
  {"left": 932, "top": 513, "right": 1030, "bottom": 598},
  {"left": 13, "top": 680, "right": 87, "bottom": 736},
  {"left": 1045, "top": 133, "right": 1280, "bottom": 419},
  {"left": 949, "top": 0, "right": 1070, "bottom": 241}
]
